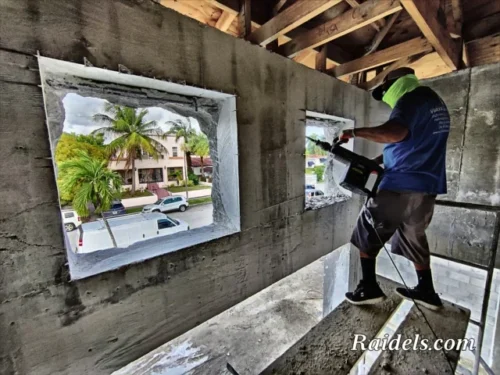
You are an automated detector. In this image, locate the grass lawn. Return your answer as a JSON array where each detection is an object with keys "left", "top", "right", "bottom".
[
  {"left": 168, "top": 185, "right": 211, "bottom": 193},
  {"left": 188, "top": 196, "right": 212, "bottom": 206},
  {"left": 125, "top": 206, "right": 144, "bottom": 214}
]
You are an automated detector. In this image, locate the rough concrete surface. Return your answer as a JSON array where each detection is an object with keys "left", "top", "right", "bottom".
[
  {"left": 0, "top": 1, "right": 373, "bottom": 374},
  {"left": 260, "top": 278, "right": 402, "bottom": 375},
  {"left": 369, "top": 302, "right": 470, "bottom": 375},
  {"left": 0, "top": 1, "right": 499, "bottom": 374},
  {"left": 113, "top": 255, "right": 325, "bottom": 375}
]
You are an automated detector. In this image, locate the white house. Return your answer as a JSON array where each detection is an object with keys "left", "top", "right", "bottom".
[{"left": 108, "top": 135, "right": 185, "bottom": 189}]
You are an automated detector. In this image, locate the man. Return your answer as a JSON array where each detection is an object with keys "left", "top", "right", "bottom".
[{"left": 340, "top": 67, "right": 450, "bottom": 311}]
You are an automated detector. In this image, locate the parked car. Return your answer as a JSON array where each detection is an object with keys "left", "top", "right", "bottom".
[
  {"left": 102, "top": 201, "right": 126, "bottom": 218},
  {"left": 306, "top": 184, "right": 316, "bottom": 190},
  {"left": 77, "top": 212, "right": 189, "bottom": 253},
  {"left": 142, "top": 196, "right": 189, "bottom": 213},
  {"left": 305, "top": 189, "right": 325, "bottom": 200},
  {"left": 61, "top": 209, "right": 82, "bottom": 232}
]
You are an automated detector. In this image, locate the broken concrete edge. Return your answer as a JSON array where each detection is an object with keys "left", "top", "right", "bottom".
[{"left": 38, "top": 56, "right": 241, "bottom": 280}]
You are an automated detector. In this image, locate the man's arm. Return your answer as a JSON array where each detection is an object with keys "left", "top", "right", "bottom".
[{"left": 341, "top": 119, "right": 409, "bottom": 144}]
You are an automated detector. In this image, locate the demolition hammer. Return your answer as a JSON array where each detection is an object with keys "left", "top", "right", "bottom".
[{"left": 306, "top": 136, "right": 384, "bottom": 197}]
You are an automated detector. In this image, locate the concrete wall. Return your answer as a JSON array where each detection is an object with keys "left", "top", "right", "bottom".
[
  {"left": 424, "top": 65, "right": 500, "bottom": 268},
  {"left": 0, "top": 1, "right": 386, "bottom": 374}
]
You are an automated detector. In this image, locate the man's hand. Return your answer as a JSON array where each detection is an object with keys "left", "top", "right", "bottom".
[{"left": 339, "top": 129, "right": 355, "bottom": 142}]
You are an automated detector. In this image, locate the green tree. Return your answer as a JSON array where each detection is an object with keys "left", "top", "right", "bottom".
[
  {"left": 313, "top": 165, "right": 325, "bottom": 183},
  {"left": 92, "top": 104, "right": 167, "bottom": 193},
  {"left": 58, "top": 151, "right": 122, "bottom": 217},
  {"left": 172, "top": 170, "right": 183, "bottom": 186},
  {"left": 55, "top": 133, "right": 109, "bottom": 166},
  {"left": 306, "top": 133, "right": 328, "bottom": 156},
  {"left": 167, "top": 118, "right": 196, "bottom": 174},
  {"left": 188, "top": 132, "right": 210, "bottom": 175}
]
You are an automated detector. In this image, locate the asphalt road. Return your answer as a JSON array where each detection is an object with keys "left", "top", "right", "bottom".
[{"left": 66, "top": 203, "right": 213, "bottom": 253}]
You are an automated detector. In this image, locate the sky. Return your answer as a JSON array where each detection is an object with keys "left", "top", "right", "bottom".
[{"left": 62, "top": 93, "right": 201, "bottom": 142}]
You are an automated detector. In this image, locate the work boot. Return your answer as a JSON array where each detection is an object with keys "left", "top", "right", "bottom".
[
  {"left": 345, "top": 280, "right": 386, "bottom": 305},
  {"left": 395, "top": 286, "right": 443, "bottom": 311}
]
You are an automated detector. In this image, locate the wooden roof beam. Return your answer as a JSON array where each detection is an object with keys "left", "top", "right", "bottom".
[
  {"left": 364, "top": 10, "right": 401, "bottom": 55},
  {"left": 276, "top": 0, "right": 402, "bottom": 58},
  {"left": 215, "top": 10, "right": 238, "bottom": 31},
  {"left": 401, "top": 0, "right": 461, "bottom": 70},
  {"left": 329, "top": 37, "right": 433, "bottom": 78},
  {"left": 344, "top": 0, "right": 385, "bottom": 31},
  {"left": 359, "top": 53, "right": 426, "bottom": 90},
  {"left": 248, "top": 0, "right": 342, "bottom": 46}
]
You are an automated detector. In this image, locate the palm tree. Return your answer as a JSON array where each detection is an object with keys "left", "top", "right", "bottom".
[
  {"left": 92, "top": 104, "right": 168, "bottom": 193},
  {"left": 167, "top": 118, "right": 196, "bottom": 174},
  {"left": 58, "top": 151, "right": 122, "bottom": 218},
  {"left": 189, "top": 132, "right": 210, "bottom": 177}
]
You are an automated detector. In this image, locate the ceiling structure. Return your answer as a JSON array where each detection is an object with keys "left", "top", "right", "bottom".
[{"left": 160, "top": 0, "right": 500, "bottom": 88}]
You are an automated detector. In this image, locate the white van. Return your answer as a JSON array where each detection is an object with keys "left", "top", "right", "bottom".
[{"left": 76, "top": 212, "right": 189, "bottom": 253}]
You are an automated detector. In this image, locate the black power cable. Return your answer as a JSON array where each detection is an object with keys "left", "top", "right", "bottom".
[{"left": 364, "top": 200, "right": 456, "bottom": 374}]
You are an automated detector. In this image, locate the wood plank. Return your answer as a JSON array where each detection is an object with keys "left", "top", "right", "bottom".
[
  {"left": 463, "top": 12, "right": 500, "bottom": 42},
  {"left": 407, "top": 51, "right": 453, "bottom": 79},
  {"left": 369, "top": 301, "right": 470, "bottom": 374},
  {"left": 293, "top": 49, "right": 316, "bottom": 64},
  {"left": 359, "top": 53, "right": 425, "bottom": 90},
  {"left": 239, "top": 0, "right": 252, "bottom": 38},
  {"left": 248, "top": 0, "right": 342, "bottom": 46},
  {"left": 215, "top": 10, "right": 237, "bottom": 31},
  {"left": 315, "top": 45, "right": 328, "bottom": 72},
  {"left": 466, "top": 33, "right": 500, "bottom": 67},
  {"left": 364, "top": 10, "right": 402, "bottom": 55},
  {"left": 273, "top": 0, "right": 289, "bottom": 14},
  {"left": 401, "top": 0, "right": 461, "bottom": 70},
  {"left": 330, "top": 37, "right": 433, "bottom": 78},
  {"left": 446, "top": 0, "right": 463, "bottom": 39},
  {"left": 344, "top": 0, "right": 385, "bottom": 31},
  {"left": 260, "top": 278, "right": 403, "bottom": 375},
  {"left": 277, "top": 0, "right": 403, "bottom": 58}
]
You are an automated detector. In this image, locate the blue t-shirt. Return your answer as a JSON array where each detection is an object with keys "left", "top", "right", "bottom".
[{"left": 379, "top": 86, "right": 450, "bottom": 194}]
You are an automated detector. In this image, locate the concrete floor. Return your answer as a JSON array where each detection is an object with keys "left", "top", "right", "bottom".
[{"left": 113, "top": 255, "right": 326, "bottom": 375}]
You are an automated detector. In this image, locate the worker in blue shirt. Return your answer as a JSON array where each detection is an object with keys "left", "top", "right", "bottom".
[{"left": 340, "top": 67, "right": 450, "bottom": 311}]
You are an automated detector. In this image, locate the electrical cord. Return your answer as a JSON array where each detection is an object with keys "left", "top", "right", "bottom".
[{"left": 363, "top": 199, "right": 456, "bottom": 374}]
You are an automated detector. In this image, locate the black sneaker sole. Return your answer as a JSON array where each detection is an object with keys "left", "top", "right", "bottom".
[
  {"left": 345, "top": 295, "right": 386, "bottom": 306},
  {"left": 395, "top": 290, "right": 443, "bottom": 311}
]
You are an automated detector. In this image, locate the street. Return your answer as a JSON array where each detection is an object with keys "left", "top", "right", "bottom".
[
  {"left": 168, "top": 203, "right": 213, "bottom": 229},
  {"left": 66, "top": 203, "right": 213, "bottom": 253}
]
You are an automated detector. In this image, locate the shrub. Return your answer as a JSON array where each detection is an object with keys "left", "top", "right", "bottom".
[
  {"left": 313, "top": 165, "right": 325, "bottom": 182},
  {"left": 189, "top": 173, "right": 200, "bottom": 186}
]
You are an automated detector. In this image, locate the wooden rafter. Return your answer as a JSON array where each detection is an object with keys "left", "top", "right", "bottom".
[
  {"left": 315, "top": 45, "right": 328, "bottom": 72},
  {"left": 447, "top": 0, "right": 463, "bottom": 39},
  {"left": 215, "top": 10, "right": 237, "bottom": 31},
  {"left": 401, "top": 0, "right": 461, "bottom": 70},
  {"left": 364, "top": 10, "right": 401, "bottom": 55},
  {"left": 239, "top": 0, "right": 251, "bottom": 38},
  {"left": 466, "top": 33, "right": 500, "bottom": 67},
  {"left": 248, "top": 0, "right": 342, "bottom": 46},
  {"left": 273, "top": 0, "right": 289, "bottom": 14},
  {"left": 359, "top": 53, "right": 425, "bottom": 90},
  {"left": 344, "top": 0, "right": 385, "bottom": 31},
  {"left": 329, "top": 37, "right": 433, "bottom": 78},
  {"left": 277, "top": 0, "right": 402, "bottom": 58}
]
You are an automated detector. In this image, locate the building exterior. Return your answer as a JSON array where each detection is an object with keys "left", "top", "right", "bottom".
[{"left": 108, "top": 136, "right": 185, "bottom": 189}]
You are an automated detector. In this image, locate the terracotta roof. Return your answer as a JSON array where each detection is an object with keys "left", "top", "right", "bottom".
[{"left": 191, "top": 157, "right": 212, "bottom": 167}]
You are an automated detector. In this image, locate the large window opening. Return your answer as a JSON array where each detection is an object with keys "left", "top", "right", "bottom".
[
  {"left": 305, "top": 111, "right": 354, "bottom": 210},
  {"left": 39, "top": 56, "right": 240, "bottom": 279}
]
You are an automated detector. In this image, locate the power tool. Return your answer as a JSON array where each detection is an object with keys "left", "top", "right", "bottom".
[{"left": 307, "top": 136, "right": 384, "bottom": 197}]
